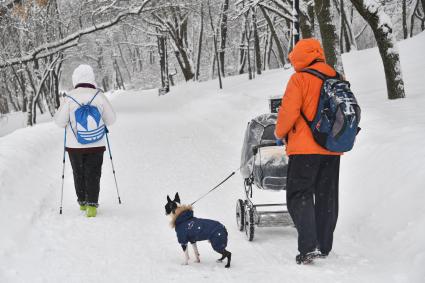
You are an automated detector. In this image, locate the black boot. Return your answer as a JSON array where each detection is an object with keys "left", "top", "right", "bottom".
[{"left": 295, "top": 251, "right": 319, "bottom": 265}]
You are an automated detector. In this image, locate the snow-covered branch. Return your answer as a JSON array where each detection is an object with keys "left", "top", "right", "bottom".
[{"left": 0, "top": 0, "right": 152, "bottom": 68}]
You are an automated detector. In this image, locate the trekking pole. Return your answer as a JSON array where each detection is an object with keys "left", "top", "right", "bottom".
[
  {"left": 59, "top": 128, "right": 66, "bottom": 215},
  {"left": 105, "top": 128, "right": 122, "bottom": 204}
]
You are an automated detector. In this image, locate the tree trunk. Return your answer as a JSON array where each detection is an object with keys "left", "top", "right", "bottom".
[
  {"left": 238, "top": 16, "right": 247, "bottom": 74},
  {"left": 2, "top": 72, "right": 20, "bottom": 111},
  {"left": 338, "top": 0, "right": 352, "bottom": 53},
  {"left": 195, "top": 3, "right": 204, "bottom": 81},
  {"left": 402, "top": 0, "right": 408, "bottom": 39},
  {"left": 173, "top": 49, "right": 194, "bottom": 81},
  {"left": 259, "top": 6, "right": 287, "bottom": 67},
  {"left": 267, "top": 25, "right": 275, "bottom": 68},
  {"left": 412, "top": 0, "right": 425, "bottom": 34},
  {"left": 299, "top": 0, "right": 314, "bottom": 38},
  {"left": 25, "top": 65, "right": 38, "bottom": 125},
  {"left": 245, "top": 12, "right": 253, "bottom": 80},
  {"left": 208, "top": 0, "right": 223, "bottom": 89},
  {"left": 219, "top": 0, "right": 229, "bottom": 77},
  {"left": 0, "top": 96, "right": 9, "bottom": 114},
  {"left": 113, "top": 59, "right": 125, "bottom": 90},
  {"left": 422, "top": 0, "right": 425, "bottom": 30},
  {"left": 158, "top": 34, "right": 170, "bottom": 93},
  {"left": 10, "top": 66, "right": 26, "bottom": 110},
  {"left": 350, "top": 0, "right": 405, "bottom": 99},
  {"left": 341, "top": 1, "right": 357, "bottom": 50},
  {"left": 117, "top": 43, "right": 132, "bottom": 82},
  {"left": 410, "top": 0, "right": 419, "bottom": 37},
  {"left": 210, "top": 52, "right": 217, "bottom": 79},
  {"left": 26, "top": 92, "right": 34, "bottom": 126},
  {"left": 252, "top": 8, "right": 262, "bottom": 75},
  {"left": 314, "top": 0, "right": 345, "bottom": 73},
  {"left": 263, "top": 25, "right": 270, "bottom": 70}
]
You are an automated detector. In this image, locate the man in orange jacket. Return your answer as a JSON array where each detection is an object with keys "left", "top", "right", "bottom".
[{"left": 275, "top": 39, "right": 342, "bottom": 264}]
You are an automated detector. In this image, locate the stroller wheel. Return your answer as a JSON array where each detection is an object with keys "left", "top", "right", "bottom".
[
  {"left": 245, "top": 206, "right": 255, "bottom": 241},
  {"left": 236, "top": 199, "right": 245, "bottom": 231}
]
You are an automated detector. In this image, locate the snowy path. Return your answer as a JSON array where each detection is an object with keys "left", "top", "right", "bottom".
[
  {"left": 0, "top": 76, "right": 372, "bottom": 283},
  {"left": 1, "top": 33, "right": 425, "bottom": 282}
]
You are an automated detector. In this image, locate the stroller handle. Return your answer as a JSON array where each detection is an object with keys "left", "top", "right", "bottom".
[{"left": 252, "top": 142, "right": 279, "bottom": 155}]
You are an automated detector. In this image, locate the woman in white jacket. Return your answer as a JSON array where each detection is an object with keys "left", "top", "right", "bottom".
[{"left": 54, "top": 64, "right": 116, "bottom": 217}]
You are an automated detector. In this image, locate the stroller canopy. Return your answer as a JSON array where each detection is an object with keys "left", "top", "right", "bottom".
[{"left": 240, "top": 114, "right": 288, "bottom": 190}]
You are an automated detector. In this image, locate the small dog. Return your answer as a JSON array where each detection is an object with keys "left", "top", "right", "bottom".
[{"left": 165, "top": 193, "right": 232, "bottom": 268}]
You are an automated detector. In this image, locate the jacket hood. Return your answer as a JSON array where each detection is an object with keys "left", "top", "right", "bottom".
[
  {"left": 72, "top": 64, "right": 97, "bottom": 88},
  {"left": 289, "top": 38, "right": 325, "bottom": 72},
  {"left": 170, "top": 205, "right": 193, "bottom": 228}
]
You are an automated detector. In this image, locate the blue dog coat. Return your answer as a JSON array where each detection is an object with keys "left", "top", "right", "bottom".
[{"left": 174, "top": 207, "right": 228, "bottom": 253}]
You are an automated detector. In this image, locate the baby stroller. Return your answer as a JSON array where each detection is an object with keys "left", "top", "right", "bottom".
[{"left": 236, "top": 106, "right": 293, "bottom": 241}]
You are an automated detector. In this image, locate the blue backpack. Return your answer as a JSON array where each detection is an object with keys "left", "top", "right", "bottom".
[
  {"left": 301, "top": 69, "right": 361, "bottom": 152},
  {"left": 66, "top": 90, "right": 106, "bottom": 145}
]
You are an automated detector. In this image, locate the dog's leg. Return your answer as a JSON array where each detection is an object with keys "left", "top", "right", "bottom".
[
  {"left": 181, "top": 245, "right": 189, "bottom": 265},
  {"left": 217, "top": 253, "right": 226, "bottom": 262},
  {"left": 191, "top": 242, "right": 200, "bottom": 263},
  {"left": 224, "top": 250, "right": 232, "bottom": 268},
  {"left": 216, "top": 250, "right": 232, "bottom": 268}
]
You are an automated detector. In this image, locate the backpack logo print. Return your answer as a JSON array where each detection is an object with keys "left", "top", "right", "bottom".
[
  {"left": 67, "top": 91, "right": 106, "bottom": 144},
  {"left": 76, "top": 105, "right": 102, "bottom": 130}
]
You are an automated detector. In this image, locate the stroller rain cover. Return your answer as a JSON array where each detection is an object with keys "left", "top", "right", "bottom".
[{"left": 240, "top": 114, "right": 289, "bottom": 191}]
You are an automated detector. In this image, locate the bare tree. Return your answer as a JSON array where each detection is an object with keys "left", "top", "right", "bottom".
[
  {"left": 195, "top": 3, "right": 205, "bottom": 81},
  {"left": 314, "top": 0, "right": 345, "bottom": 73},
  {"left": 403, "top": 0, "right": 408, "bottom": 39},
  {"left": 259, "top": 5, "right": 288, "bottom": 67},
  {"left": 350, "top": 0, "right": 405, "bottom": 99},
  {"left": 410, "top": 0, "right": 425, "bottom": 35},
  {"left": 300, "top": 0, "right": 315, "bottom": 38},
  {"left": 208, "top": 0, "right": 223, "bottom": 89},
  {"left": 252, "top": 7, "right": 262, "bottom": 75},
  {"left": 219, "top": 0, "right": 230, "bottom": 77}
]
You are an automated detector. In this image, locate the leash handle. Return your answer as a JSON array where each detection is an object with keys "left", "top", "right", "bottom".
[{"left": 190, "top": 171, "right": 236, "bottom": 206}]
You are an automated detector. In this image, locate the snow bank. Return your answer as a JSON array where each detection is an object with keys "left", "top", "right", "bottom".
[
  {"left": 0, "top": 112, "right": 51, "bottom": 137},
  {"left": 0, "top": 123, "right": 63, "bottom": 250},
  {"left": 339, "top": 31, "right": 425, "bottom": 282}
]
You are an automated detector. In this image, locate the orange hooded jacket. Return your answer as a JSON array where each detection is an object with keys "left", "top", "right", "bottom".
[{"left": 275, "top": 39, "right": 342, "bottom": 156}]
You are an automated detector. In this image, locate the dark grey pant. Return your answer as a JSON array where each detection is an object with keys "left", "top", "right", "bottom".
[
  {"left": 68, "top": 151, "right": 104, "bottom": 207},
  {"left": 286, "top": 154, "right": 340, "bottom": 255}
]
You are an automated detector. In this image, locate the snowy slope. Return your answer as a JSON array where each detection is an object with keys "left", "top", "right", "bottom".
[
  {"left": 0, "top": 112, "right": 51, "bottom": 137},
  {"left": 1, "top": 32, "right": 425, "bottom": 283}
]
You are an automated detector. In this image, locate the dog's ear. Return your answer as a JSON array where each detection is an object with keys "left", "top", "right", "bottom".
[
  {"left": 167, "top": 195, "right": 172, "bottom": 203},
  {"left": 174, "top": 192, "right": 181, "bottom": 204}
]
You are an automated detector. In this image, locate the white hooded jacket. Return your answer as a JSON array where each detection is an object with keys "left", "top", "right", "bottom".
[{"left": 54, "top": 65, "right": 116, "bottom": 149}]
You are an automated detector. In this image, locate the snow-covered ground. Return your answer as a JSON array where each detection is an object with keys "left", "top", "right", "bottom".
[
  {"left": 0, "top": 112, "right": 51, "bottom": 137},
  {"left": 1, "top": 32, "right": 425, "bottom": 283}
]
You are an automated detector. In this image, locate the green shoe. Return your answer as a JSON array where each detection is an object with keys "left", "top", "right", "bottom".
[
  {"left": 80, "top": 205, "right": 87, "bottom": 211},
  {"left": 86, "top": 206, "right": 97, "bottom": 217}
]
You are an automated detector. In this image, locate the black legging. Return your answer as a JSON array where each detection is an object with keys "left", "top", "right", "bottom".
[{"left": 68, "top": 151, "right": 104, "bottom": 207}]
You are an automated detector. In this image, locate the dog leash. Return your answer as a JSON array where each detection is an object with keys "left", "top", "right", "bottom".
[{"left": 190, "top": 167, "right": 241, "bottom": 206}]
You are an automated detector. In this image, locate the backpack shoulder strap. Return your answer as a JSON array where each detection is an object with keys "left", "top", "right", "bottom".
[
  {"left": 300, "top": 68, "right": 328, "bottom": 81},
  {"left": 298, "top": 69, "right": 326, "bottom": 125},
  {"left": 300, "top": 111, "right": 312, "bottom": 125},
  {"left": 301, "top": 68, "right": 340, "bottom": 81},
  {"left": 88, "top": 89, "right": 102, "bottom": 106},
  {"left": 65, "top": 94, "right": 82, "bottom": 107}
]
